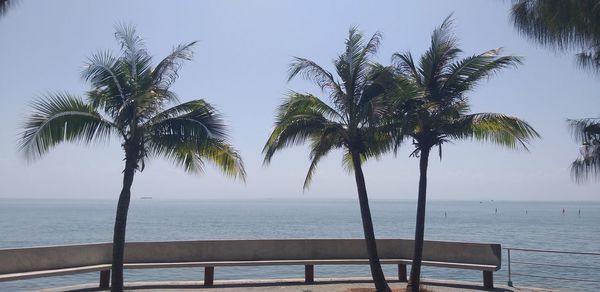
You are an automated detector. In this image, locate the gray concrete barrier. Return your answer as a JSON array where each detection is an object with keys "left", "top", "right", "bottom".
[{"left": 0, "top": 239, "right": 501, "bottom": 289}]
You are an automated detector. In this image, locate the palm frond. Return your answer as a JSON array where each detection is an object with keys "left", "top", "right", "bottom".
[
  {"left": 288, "top": 57, "right": 345, "bottom": 104},
  {"left": 152, "top": 41, "right": 198, "bottom": 90},
  {"left": 82, "top": 50, "right": 126, "bottom": 113},
  {"left": 135, "top": 89, "right": 181, "bottom": 122},
  {"left": 420, "top": 15, "right": 462, "bottom": 94},
  {"left": 571, "top": 154, "right": 600, "bottom": 183},
  {"left": 263, "top": 114, "right": 332, "bottom": 165},
  {"left": 280, "top": 92, "right": 344, "bottom": 122},
  {"left": 114, "top": 24, "right": 152, "bottom": 78},
  {"left": 199, "top": 139, "right": 246, "bottom": 180},
  {"left": 146, "top": 99, "right": 228, "bottom": 143},
  {"left": 146, "top": 99, "right": 206, "bottom": 124},
  {"left": 447, "top": 112, "right": 540, "bottom": 150},
  {"left": 20, "top": 92, "right": 117, "bottom": 159},
  {"left": 392, "top": 51, "right": 422, "bottom": 86},
  {"left": 352, "top": 30, "right": 383, "bottom": 90},
  {"left": 263, "top": 91, "right": 351, "bottom": 165},
  {"left": 511, "top": 0, "right": 600, "bottom": 71},
  {"left": 341, "top": 149, "right": 367, "bottom": 173},
  {"left": 567, "top": 118, "right": 600, "bottom": 143},
  {"left": 510, "top": 0, "right": 600, "bottom": 50},
  {"left": 576, "top": 44, "right": 600, "bottom": 72},
  {"left": 148, "top": 135, "right": 206, "bottom": 173},
  {"left": 442, "top": 49, "right": 522, "bottom": 97},
  {"left": 303, "top": 128, "right": 342, "bottom": 189},
  {"left": 146, "top": 121, "right": 244, "bottom": 179}
]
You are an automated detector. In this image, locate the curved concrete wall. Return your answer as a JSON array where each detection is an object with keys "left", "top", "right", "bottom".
[
  {"left": 0, "top": 239, "right": 501, "bottom": 275},
  {"left": 0, "top": 243, "right": 111, "bottom": 274}
]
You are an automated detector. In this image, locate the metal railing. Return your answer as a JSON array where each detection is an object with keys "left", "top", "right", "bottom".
[{"left": 504, "top": 247, "right": 600, "bottom": 287}]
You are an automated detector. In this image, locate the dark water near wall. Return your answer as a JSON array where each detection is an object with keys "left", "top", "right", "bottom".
[{"left": 0, "top": 199, "right": 599, "bottom": 291}]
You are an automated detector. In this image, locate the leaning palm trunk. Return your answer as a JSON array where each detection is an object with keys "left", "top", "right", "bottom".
[
  {"left": 111, "top": 149, "right": 137, "bottom": 292},
  {"left": 351, "top": 152, "right": 391, "bottom": 292},
  {"left": 408, "top": 147, "right": 430, "bottom": 292}
]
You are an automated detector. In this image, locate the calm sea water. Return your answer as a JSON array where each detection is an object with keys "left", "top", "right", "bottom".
[{"left": 0, "top": 199, "right": 598, "bottom": 291}]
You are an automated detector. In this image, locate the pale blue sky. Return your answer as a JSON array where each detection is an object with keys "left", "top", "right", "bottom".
[{"left": 0, "top": 0, "right": 599, "bottom": 201}]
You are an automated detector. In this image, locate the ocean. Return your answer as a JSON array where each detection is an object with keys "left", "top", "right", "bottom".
[{"left": 0, "top": 199, "right": 598, "bottom": 291}]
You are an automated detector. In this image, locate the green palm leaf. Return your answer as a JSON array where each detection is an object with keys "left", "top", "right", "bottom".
[
  {"left": 442, "top": 50, "right": 522, "bottom": 97},
  {"left": 146, "top": 99, "right": 228, "bottom": 139},
  {"left": 447, "top": 113, "right": 540, "bottom": 150},
  {"left": 20, "top": 93, "right": 117, "bottom": 159},
  {"left": 303, "top": 125, "right": 345, "bottom": 189}
]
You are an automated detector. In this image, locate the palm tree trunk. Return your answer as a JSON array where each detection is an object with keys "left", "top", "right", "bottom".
[
  {"left": 351, "top": 151, "right": 391, "bottom": 292},
  {"left": 110, "top": 153, "right": 137, "bottom": 292},
  {"left": 408, "top": 147, "right": 431, "bottom": 292}
]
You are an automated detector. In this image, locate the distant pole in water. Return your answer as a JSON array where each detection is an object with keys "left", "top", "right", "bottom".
[
  {"left": 562, "top": 208, "right": 565, "bottom": 216},
  {"left": 495, "top": 208, "right": 498, "bottom": 216},
  {"left": 525, "top": 210, "right": 528, "bottom": 214},
  {"left": 445, "top": 211, "right": 447, "bottom": 218},
  {"left": 579, "top": 209, "right": 581, "bottom": 216}
]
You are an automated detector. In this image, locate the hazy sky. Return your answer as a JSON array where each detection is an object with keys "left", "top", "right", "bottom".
[{"left": 1, "top": 0, "right": 599, "bottom": 201}]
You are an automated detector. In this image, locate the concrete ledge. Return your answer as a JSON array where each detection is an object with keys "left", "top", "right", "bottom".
[
  {"left": 0, "top": 264, "right": 110, "bottom": 281},
  {"left": 0, "top": 239, "right": 502, "bottom": 289},
  {"left": 123, "top": 259, "right": 497, "bottom": 270}
]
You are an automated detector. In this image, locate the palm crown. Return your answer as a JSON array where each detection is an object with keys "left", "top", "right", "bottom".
[
  {"left": 20, "top": 25, "right": 245, "bottom": 178},
  {"left": 390, "top": 17, "right": 540, "bottom": 154},
  {"left": 263, "top": 27, "right": 391, "bottom": 188}
]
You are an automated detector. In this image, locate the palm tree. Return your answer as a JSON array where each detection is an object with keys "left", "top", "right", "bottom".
[
  {"left": 510, "top": 0, "right": 600, "bottom": 72},
  {"left": 19, "top": 25, "right": 245, "bottom": 292},
  {"left": 387, "top": 17, "right": 540, "bottom": 291},
  {"left": 263, "top": 28, "right": 392, "bottom": 292},
  {"left": 569, "top": 118, "right": 600, "bottom": 182}
]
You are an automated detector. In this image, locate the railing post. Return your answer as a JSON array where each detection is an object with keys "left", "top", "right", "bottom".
[
  {"left": 99, "top": 270, "right": 110, "bottom": 289},
  {"left": 507, "top": 248, "right": 513, "bottom": 287},
  {"left": 305, "top": 264, "right": 314, "bottom": 283},
  {"left": 483, "top": 271, "right": 493, "bottom": 289},
  {"left": 204, "top": 266, "right": 214, "bottom": 286},
  {"left": 398, "top": 263, "right": 407, "bottom": 282}
]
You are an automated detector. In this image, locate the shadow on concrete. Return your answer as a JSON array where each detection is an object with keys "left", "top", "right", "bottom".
[
  {"left": 62, "top": 279, "right": 376, "bottom": 291},
  {"left": 57, "top": 278, "right": 515, "bottom": 292}
]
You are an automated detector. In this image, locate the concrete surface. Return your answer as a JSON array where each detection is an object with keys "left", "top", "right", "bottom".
[{"left": 38, "top": 278, "right": 557, "bottom": 292}]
